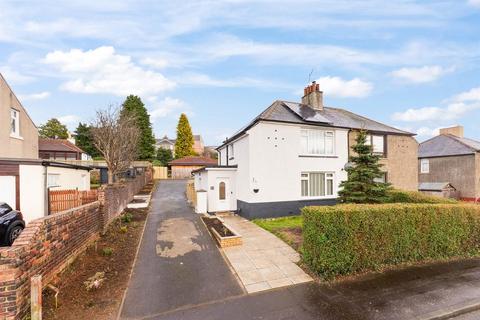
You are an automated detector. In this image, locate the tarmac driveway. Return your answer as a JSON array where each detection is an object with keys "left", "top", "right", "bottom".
[{"left": 120, "top": 180, "right": 243, "bottom": 319}]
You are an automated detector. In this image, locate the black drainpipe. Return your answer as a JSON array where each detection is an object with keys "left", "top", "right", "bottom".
[{"left": 226, "top": 144, "right": 229, "bottom": 166}]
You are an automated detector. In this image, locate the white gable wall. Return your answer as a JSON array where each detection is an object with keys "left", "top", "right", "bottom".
[{"left": 245, "top": 121, "right": 348, "bottom": 203}]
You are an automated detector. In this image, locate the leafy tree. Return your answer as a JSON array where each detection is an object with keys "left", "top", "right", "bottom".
[
  {"left": 39, "top": 118, "right": 69, "bottom": 139},
  {"left": 338, "top": 130, "right": 391, "bottom": 203},
  {"left": 121, "top": 95, "right": 156, "bottom": 160},
  {"left": 174, "top": 113, "right": 195, "bottom": 158},
  {"left": 156, "top": 148, "right": 173, "bottom": 166}
]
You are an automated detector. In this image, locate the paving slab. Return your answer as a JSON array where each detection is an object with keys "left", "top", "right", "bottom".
[{"left": 221, "top": 215, "right": 312, "bottom": 293}]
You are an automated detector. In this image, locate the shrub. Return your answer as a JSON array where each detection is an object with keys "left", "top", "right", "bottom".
[
  {"left": 119, "top": 226, "right": 128, "bottom": 233},
  {"left": 102, "top": 247, "right": 114, "bottom": 256},
  {"left": 385, "top": 189, "right": 458, "bottom": 204},
  {"left": 302, "top": 203, "right": 480, "bottom": 279},
  {"left": 121, "top": 212, "right": 133, "bottom": 223}
]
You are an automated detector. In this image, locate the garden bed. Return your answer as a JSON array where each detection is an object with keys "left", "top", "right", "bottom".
[
  {"left": 201, "top": 216, "right": 242, "bottom": 248},
  {"left": 42, "top": 183, "right": 154, "bottom": 320}
]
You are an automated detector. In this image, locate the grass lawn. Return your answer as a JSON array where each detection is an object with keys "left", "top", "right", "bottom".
[{"left": 253, "top": 216, "right": 304, "bottom": 251}]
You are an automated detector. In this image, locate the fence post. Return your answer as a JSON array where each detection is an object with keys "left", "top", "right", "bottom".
[{"left": 31, "top": 274, "right": 42, "bottom": 320}]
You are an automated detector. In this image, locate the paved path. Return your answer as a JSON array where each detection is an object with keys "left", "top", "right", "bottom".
[
  {"left": 120, "top": 180, "right": 243, "bottom": 319},
  {"left": 222, "top": 215, "right": 312, "bottom": 293}
]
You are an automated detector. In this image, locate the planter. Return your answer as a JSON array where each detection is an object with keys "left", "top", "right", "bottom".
[{"left": 202, "top": 216, "right": 242, "bottom": 248}]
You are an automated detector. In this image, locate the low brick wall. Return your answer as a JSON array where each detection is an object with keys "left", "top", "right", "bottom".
[
  {"left": 99, "top": 174, "right": 147, "bottom": 230},
  {"left": 0, "top": 202, "right": 101, "bottom": 319},
  {"left": 0, "top": 172, "right": 151, "bottom": 319}
]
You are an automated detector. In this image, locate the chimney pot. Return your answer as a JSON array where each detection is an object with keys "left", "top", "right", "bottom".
[{"left": 302, "top": 81, "right": 324, "bottom": 111}]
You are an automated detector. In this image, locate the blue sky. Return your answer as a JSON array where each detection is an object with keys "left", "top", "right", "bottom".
[{"left": 1, "top": 0, "right": 480, "bottom": 145}]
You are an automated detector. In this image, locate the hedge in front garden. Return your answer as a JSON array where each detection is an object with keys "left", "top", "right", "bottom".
[
  {"left": 302, "top": 203, "right": 480, "bottom": 279},
  {"left": 385, "top": 189, "right": 458, "bottom": 204}
]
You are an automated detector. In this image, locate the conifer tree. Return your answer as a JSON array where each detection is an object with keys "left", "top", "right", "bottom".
[
  {"left": 338, "top": 130, "right": 391, "bottom": 203},
  {"left": 121, "top": 95, "right": 156, "bottom": 160},
  {"left": 156, "top": 148, "right": 173, "bottom": 166},
  {"left": 174, "top": 113, "right": 195, "bottom": 158},
  {"left": 74, "top": 122, "right": 100, "bottom": 158}
]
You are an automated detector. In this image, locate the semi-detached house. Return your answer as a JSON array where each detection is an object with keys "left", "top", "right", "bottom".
[{"left": 193, "top": 82, "right": 418, "bottom": 219}]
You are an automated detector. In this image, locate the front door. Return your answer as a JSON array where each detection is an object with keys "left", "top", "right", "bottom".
[{"left": 216, "top": 177, "right": 230, "bottom": 211}]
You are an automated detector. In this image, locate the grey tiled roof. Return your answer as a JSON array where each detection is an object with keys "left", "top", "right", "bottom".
[
  {"left": 419, "top": 134, "right": 480, "bottom": 158},
  {"left": 220, "top": 100, "right": 413, "bottom": 147}
]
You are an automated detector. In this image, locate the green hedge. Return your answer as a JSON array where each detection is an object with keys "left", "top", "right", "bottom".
[
  {"left": 302, "top": 203, "right": 480, "bottom": 279},
  {"left": 385, "top": 189, "right": 458, "bottom": 204}
]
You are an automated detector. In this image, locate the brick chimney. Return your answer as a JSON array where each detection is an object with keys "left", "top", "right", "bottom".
[
  {"left": 439, "top": 125, "right": 464, "bottom": 138},
  {"left": 302, "top": 81, "right": 323, "bottom": 111}
]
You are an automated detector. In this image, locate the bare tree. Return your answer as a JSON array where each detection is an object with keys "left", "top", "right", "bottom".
[{"left": 91, "top": 106, "right": 140, "bottom": 184}]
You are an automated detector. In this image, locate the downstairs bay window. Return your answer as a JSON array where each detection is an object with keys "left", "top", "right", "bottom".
[{"left": 301, "top": 172, "right": 334, "bottom": 198}]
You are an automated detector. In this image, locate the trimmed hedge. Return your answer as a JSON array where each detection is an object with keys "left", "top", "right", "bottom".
[
  {"left": 385, "top": 189, "right": 458, "bottom": 204},
  {"left": 302, "top": 203, "right": 480, "bottom": 279}
]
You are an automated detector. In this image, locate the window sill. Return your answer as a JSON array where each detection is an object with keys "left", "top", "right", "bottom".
[
  {"left": 10, "top": 134, "right": 24, "bottom": 140},
  {"left": 301, "top": 196, "right": 336, "bottom": 201},
  {"left": 299, "top": 154, "right": 338, "bottom": 158}
]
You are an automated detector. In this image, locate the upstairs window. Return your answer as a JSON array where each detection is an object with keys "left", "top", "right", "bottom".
[
  {"left": 10, "top": 108, "right": 20, "bottom": 137},
  {"left": 366, "top": 134, "right": 385, "bottom": 155},
  {"left": 420, "top": 159, "right": 430, "bottom": 174},
  {"left": 301, "top": 129, "right": 334, "bottom": 155},
  {"left": 229, "top": 144, "right": 234, "bottom": 158}
]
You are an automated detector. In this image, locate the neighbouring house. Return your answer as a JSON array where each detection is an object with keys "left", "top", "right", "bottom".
[
  {"left": 39, "top": 138, "right": 90, "bottom": 160},
  {"left": 156, "top": 134, "right": 205, "bottom": 156},
  {"left": 169, "top": 156, "right": 217, "bottom": 179},
  {"left": 0, "top": 158, "right": 91, "bottom": 222},
  {"left": 156, "top": 135, "right": 176, "bottom": 154},
  {"left": 0, "top": 73, "right": 92, "bottom": 222},
  {"left": 193, "top": 81, "right": 418, "bottom": 219},
  {"left": 418, "top": 125, "right": 480, "bottom": 202},
  {"left": 0, "top": 73, "right": 38, "bottom": 159}
]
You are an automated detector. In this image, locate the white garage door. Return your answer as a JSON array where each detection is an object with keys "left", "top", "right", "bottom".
[{"left": 0, "top": 176, "right": 16, "bottom": 209}]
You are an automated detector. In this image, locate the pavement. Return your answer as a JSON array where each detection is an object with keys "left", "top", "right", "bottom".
[
  {"left": 221, "top": 215, "right": 312, "bottom": 293},
  {"left": 120, "top": 179, "right": 480, "bottom": 320},
  {"left": 120, "top": 180, "right": 243, "bottom": 319}
]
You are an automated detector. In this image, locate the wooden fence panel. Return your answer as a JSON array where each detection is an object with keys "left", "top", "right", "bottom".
[
  {"left": 49, "top": 189, "right": 98, "bottom": 214},
  {"left": 153, "top": 166, "right": 168, "bottom": 179},
  {"left": 186, "top": 180, "right": 197, "bottom": 208}
]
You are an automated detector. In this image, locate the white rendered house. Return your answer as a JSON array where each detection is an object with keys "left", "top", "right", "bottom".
[{"left": 193, "top": 82, "right": 417, "bottom": 219}]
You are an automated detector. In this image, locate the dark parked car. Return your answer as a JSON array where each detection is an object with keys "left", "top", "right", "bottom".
[{"left": 0, "top": 202, "right": 25, "bottom": 245}]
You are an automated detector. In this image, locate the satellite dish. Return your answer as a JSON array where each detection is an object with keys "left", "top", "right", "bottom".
[{"left": 344, "top": 162, "right": 354, "bottom": 170}]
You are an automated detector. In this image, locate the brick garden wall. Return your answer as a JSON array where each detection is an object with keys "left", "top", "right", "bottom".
[{"left": 0, "top": 172, "right": 151, "bottom": 319}]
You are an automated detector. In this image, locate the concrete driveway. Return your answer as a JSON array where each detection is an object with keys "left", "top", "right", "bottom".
[{"left": 120, "top": 180, "right": 243, "bottom": 319}]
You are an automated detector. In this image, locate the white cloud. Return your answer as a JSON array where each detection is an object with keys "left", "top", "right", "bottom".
[
  {"left": 392, "top": 86, "right": 480, "bottom": 122},
  {"left": 176, "top": 72, "right": 292, "bottom": 89},
  {"left": 44, "top": 46, "right": 175, "bottom": 96},
  {"left": 57, "top": 114, "right": 81, "bottom": 125},
  {"left": 391, "top": 65, "right": 453, "bottom": 83},
  {"left": 140, "top": 57, "right": 169, "bottom": 69},
  {"left": 468, "top": 0, "right": 480, "bottom": 8},
  {"left": 0, "top": 66, "right": 35, "bottom": 85},
  {"left": 18, "top": 91, "right": 50, "bottom": 101},
  {"left": 315, "top": 76, "right": 373, "bottom": 98},
  {"left": 149, "top": 97, "right": 186, "bottom": 120}
]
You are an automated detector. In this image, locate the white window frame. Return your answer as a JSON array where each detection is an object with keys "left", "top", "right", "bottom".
[
  {"left": 301, "top": 172, "right": 335, "bottom": 199},
  {"left": 47, "top": 173, "right": 61, "bottom": 188},
  {"left": 365, "top": 134, "right": 385, "bottom": 155},
  {"left": 10, "top": 108, "right": 21, "bottom": 138},
  {"left": 229, "top": 144, "right": 234, "bottom": 158},
  {"left": 300, "top": 129, "right": 335, "bottom": 156},
  {"left": 420, "top": 159, "right": 430, "bottom": 174}
]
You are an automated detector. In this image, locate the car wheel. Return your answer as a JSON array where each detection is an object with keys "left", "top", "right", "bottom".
[{"left": 6, "top": 224, "right": 23, "bottom": 245}]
